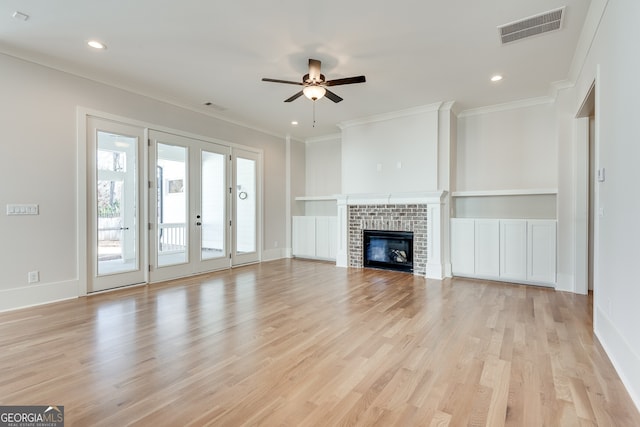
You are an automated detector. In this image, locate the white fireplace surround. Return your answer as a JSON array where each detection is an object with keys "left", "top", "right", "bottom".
[{"left": 335, "top": 191, "right": 448, "bottom": 279}]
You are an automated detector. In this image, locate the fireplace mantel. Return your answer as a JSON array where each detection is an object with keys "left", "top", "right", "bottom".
[
  {"left": 337, "top": 191, "right": 446, "bottom": 206},
  {"left": 334, "top": 191, "right": 449, "bottom": 280}
]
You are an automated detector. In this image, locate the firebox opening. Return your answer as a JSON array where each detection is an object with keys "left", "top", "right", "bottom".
[{"left": 363, "top": 230, "right": 414, "bottom": 273}]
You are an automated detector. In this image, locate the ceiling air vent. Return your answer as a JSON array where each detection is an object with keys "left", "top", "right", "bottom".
[{"left": 498, "top": 7, "right": 565, "bottom": 44}]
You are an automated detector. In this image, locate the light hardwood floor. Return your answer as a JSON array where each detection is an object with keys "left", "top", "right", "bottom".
[{"left": 0, "top": 259, "right": 638, "bottom": 426}]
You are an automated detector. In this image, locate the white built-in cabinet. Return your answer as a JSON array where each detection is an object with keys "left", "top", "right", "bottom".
[
  {"left": 451, "top": 218, "right": 556, "bottom": 287},
  {"left": 292, "top": 216, "right": 337, "bottom": 260}
]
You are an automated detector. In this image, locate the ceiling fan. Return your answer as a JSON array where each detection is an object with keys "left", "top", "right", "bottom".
[{"left": 262, "top": 58, "right": 366, "bottom": 103}]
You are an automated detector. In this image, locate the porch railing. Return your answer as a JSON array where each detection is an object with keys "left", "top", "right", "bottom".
[{"left": 159, "top": 222, "right": 186, "bottom": 252}]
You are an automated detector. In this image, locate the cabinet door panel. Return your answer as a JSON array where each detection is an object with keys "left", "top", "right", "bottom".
[
  {"left": 316, "top": 217, "right": 330, "bottom": 258},
  {"left": 315, "top": 216, "right": 338, "bottom": 260},
  {"left": 475, "top": 219, "right": 500, "bottom": 276},
  {"left": 500, "top": 220, "right": 527, "bottom": 280},
  {"left": 527, "top": 220, "right": 556, "bottom": 285},
  {"left": 292, "top": 216, "right": 316, "bottom": 257},
  {"left": 451, "top": 219, "right": 475, "bottom": 275},
  {"left": 328, "top": 216, "right": 338, "bottom": 259}
]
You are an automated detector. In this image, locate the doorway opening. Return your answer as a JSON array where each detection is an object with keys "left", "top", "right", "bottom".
[{"left": 576, "top": 81, "right": 596, "bottom": 295}]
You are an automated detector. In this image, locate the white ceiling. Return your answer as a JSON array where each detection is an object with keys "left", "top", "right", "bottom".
[{"left": 0, "top": 0, "right": 591, "bottom": 139}]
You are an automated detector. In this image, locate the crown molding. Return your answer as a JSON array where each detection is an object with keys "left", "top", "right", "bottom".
[
  {"left": 457, "top": 96, "right": 554, "bottom": 118},
  {"left": 338, "top": 102, "right": 443, "bottom": 130},
  {"left": 440, "top": 100, "right": 462, "bottom": 116},
  {"left": 286, "top": 135, "right": 306, "bottom": 144},
  {"left": 0, "top": 50, "right": 286, "bottom": 140},
  {"left": 549, "top": 79, "right": 576, "bottom": 100},
  {"left": 305, "top": 133, "right": 341, "bottom": 144},
  {"left": 567, "top": 0, "right": 609, "bottom": 84}
]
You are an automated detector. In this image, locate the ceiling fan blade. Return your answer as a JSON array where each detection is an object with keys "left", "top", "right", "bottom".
[
  {"left": 324, "top": 89, "right": 343, "bottom": 103},
  {"left": 284, "top": 91, "right": 304, "bottom": 102},
  {"left": 325, "top": 75, "right": 367, "bottom": 87},
  {"left": 262, "top": 78, "right": 303, "bottom": 85},
  {"left": 308, "top": 59, "right": 322, "bottom": 82}
]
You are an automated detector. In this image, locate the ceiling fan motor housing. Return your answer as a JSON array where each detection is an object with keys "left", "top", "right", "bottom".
[{"left": 303, "top": 73, "right": 325, "bottom": 84}]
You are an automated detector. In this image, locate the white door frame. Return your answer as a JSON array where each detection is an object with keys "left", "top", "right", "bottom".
[
  {"left": 574, "top": 79, "right": 598, "bottom": 296},
  {"left": 76, "top": 112, "right": 148, "bottom": 296}
]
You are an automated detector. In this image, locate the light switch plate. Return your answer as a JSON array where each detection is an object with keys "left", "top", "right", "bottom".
[{"left": 6, "top": 204, "right": 39, "bottom": 215}]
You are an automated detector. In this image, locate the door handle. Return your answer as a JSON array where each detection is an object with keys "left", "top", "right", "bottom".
[
  {"left": 119, "top": 227, "right": 130, "bottom": 230},
  {"left": 196, "top": 222, "right": 202, "bottom": 226}
]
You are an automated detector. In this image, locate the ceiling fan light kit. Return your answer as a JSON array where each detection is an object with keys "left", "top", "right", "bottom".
[{"left": 302, "top": 85, "right": 326, "bottom": 101}]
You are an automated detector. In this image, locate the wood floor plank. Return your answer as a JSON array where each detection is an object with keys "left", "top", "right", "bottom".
[{"left": 0, "top": 259, "right": 638, "bottom": 426}]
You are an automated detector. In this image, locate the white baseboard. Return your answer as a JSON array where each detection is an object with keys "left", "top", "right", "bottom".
[
  {"left": 262, "top": 248, "right": 286, "bottom": 262},
  {"left": 444, "top": 262, "right": 453, "bottom": 278},
  {"left": 336, "top": 254, "right": 348, "bottom": 268},
  {"left": 555, "top": 272, "right": 575, "bottom": 293},
  {"left": 595, "top": 305, "right": 640, "bottom": 413},
  {"left": 0, "top": 279, "right": 79, "bottom": 313},
  {"left": 426, "top": 262, "right": 445, "bottom": 280}
]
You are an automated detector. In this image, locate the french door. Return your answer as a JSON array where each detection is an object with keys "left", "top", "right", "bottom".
[
  {"left": 149, "top": 131, "right": 232, "bottom": 282},
  {"left": 87, "top": 117, "right": 146, "bottom": 292},
  {"left": 86, "top": 119, "right": 261, "bottom": 290},
  {"left": 232, "top": 149, "right": 260, "bottom": 266}
]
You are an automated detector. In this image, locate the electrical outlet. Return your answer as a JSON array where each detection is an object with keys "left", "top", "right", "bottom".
[
  {"left": 28, "top": 271, "right": 39, "bottom": 283},
  {"left": 274, "top": 240, "right": 279, "bottom": 248}
]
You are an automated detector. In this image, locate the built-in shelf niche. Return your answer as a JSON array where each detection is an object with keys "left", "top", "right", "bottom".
[
  {"left": 452, "top": 189, "right": 557, "bottom": 220},
  {"left": 295, "top": 196, "right": 338, "bottom": 216}
]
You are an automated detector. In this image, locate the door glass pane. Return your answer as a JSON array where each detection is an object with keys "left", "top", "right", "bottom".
[
  {"left": 236, "top": 157, "right": 256, "bottom": 254},
  {"left": 96, "top": 132, "right": 138, "bottom": 275},
  {"left": 157, "top": 143, "right": 188, "bottom": 266},
  {"left": 201, "top": 150, "right": 226, "bottom": 260}
]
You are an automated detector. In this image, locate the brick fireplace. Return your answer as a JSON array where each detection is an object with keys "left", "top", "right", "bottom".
[
  {"left": 335, "top": 192, "right": 448, "bottom": 279},
  {"left": 348, "top": 204, "right": 427, "bottom": 274}
]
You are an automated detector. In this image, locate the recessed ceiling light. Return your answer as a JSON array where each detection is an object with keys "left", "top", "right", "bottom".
[
  {"left": 291, "top": 121, "right": 299, "bottom": 126},
  {"left": 491, "top": 75, "right": 503, "bottom": 82},
  {"left": 87, "top": 40, "right": 107, "bottom": 50}
]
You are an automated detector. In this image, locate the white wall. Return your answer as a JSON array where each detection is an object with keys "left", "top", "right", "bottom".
[
  {"left": 455, "top": 195, "right": 557, "bottom": 219},
  {"left": 557, "top": 0, "right": 640, "bottom": 407},
  {"left": 457, "top": 102, "right": 558, "bottom": 191},
  {"left": 305, "top": 136, "right": 341, "bottom": 197},
  {"left": 340, "top": 107, "right": 440, "bottom": 194},
  {"left": 0, "top": 53, "right": 286, "bottom": 310},
  {"left": 289, "top": 140, "right": 306, "bottom": 216}
]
